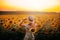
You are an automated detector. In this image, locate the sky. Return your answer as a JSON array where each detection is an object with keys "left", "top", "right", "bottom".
[{"left": 0, "top": 0, "right": 60, "bottom": 12}]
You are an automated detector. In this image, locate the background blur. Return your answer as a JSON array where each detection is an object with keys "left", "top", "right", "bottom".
[{"left": 0, "top": 0, "right": 60, "bottom": 12}]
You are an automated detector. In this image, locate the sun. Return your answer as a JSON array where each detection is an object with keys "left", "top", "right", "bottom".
[{"left": 0, "top": 0, "right": 60, "bottom": 11}]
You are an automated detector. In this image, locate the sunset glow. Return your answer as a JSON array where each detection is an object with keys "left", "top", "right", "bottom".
[{"left": 0, "top": 0, "right": 60, "bottom": 12}]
